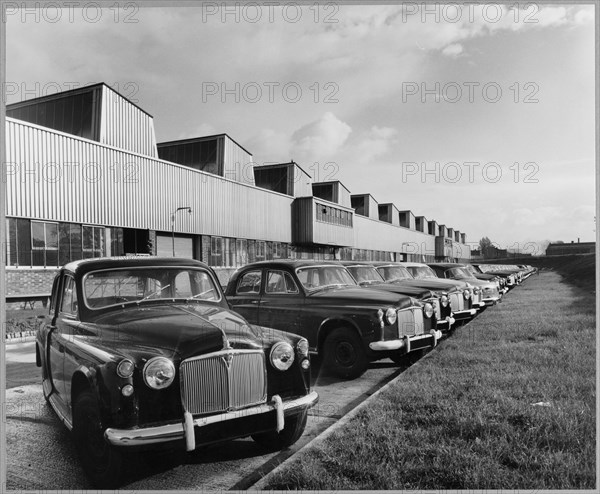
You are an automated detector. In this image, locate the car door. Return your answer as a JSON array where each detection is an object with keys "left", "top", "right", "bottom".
[
  {"left": 258, "top": 269, "right": 304, "bottom": 337},
  {"left": 47, "top": 274, "right": 77, "bottom": 400},
  {"left": 230, "top": 269, "right": 263, "bottom": 324},
  {"left": 59, "top": 275, "right": 82, "bottom": 408}
]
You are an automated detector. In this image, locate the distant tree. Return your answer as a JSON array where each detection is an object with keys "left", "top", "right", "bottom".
[{"left": 479, "top": 237, "right": 492, "bottom": 252}]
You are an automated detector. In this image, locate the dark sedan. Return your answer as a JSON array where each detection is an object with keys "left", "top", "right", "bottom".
[
  {"left": 225, "top": 260, "right": 442, "bottom": 379},
  {"left": 36, "top": 257, "right": 317, "bottom": 488}
]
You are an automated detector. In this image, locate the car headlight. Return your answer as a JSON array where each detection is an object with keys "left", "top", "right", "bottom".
[
  {"left": 423, "top": 303, "right": 434, "bottom": 318},
  {"left": 463, "top": 289, "right": 471, "bottom": 300},
  {"left": 384, "top": 307, "right": 397, "bottom": 326},
  {"left": 440, "top": 294, "right": 449, "bottom": 307},
  {"left": 143, "top": 357, "right": 175, "bottom": 390},
  {"left": 297, "top": 338, "right": 309, "bottom": 356},
  {"left": 117, "top": 358, "right": 135, "bottom": 378},
  {"left": 270, "top": 341, "right": 295, "bottom": 371}
]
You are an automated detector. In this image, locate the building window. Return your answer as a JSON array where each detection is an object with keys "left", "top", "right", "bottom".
[
  {"left": 31, "top": 221, "right": 59, "bottom": 266},
  {"left": 256, "top": 241, "right": 266, "bottom": 261},
  {"left": 82, "top": 225, "right": 105, "bottom": 258},
  {"left": 236, "top": 239, "right": 248, "bottom": 266},
  {"left": 210, "top": 236, "right": 223, "bottom": 266}
]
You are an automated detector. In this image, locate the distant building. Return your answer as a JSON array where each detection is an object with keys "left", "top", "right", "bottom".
[{"left": 545, "top": 241, "right": 596, "bottom": 256}]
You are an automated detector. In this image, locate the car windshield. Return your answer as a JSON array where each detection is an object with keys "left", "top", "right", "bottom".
[
  {"left": 377, "top": 265, "right": 413, "bottom": 281},
  {"left": 446, "top": 267, "right": 475, "bottom": 280},
  {"left": 466, "top": 265, "right": 481, "bottom": 274},
  {"left": 83, "top": 266, "right": 221, "bottom": 309},
  {"left": 296, "top": 265, "right": 357, "bottom": 291},
  {"left": 346, "top": 266, "right": 385, "bottom": 285},
  {"left": 406, "top": 266, "right": 438, "bottom": 279}
]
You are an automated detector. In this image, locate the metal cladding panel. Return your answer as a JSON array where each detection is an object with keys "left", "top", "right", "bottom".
[
  {"left": 223, "top": 135, "right": 253, "bottom": 185},
  {"left": 337, "top": 183, "right": 352, "bottom": 209},
  {"left": 353, "top": 215, "right": 436, "bottom": 255},
  {"left": 6, "top": 119, "right": 292, "bottom": 242},
  {"left": 292, "top": 166, "right": 313, "bottom": 197},
  {"left": 100, "top": 85, "right": 158, "bottom": 158},
  {"left": 291, "top": 197, "right": 314, "bottom": 244}
]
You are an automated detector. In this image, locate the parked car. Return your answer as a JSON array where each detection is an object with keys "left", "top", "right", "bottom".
[
  {"left": 465, "top": 264, "right": 508, "bottom": 294},
  {"left": 225, "top": 260, "right": 443, "bottom": 379},
  {"left": 36, "top": 257, "right": 318, "bottom": 488},
  {"left": 341, "top": 261, "right": 455, "bottom": 331},
  {"left": 399, "top": 262, "right": 479, "bottom": 321},
  {"left": 427, "top": 263, "right": 502, "bottom": 307},
  {"left": 472, "top": 263, "right": 519, "bottom": 288}
]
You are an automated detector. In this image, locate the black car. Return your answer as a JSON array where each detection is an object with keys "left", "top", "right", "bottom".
[
  {"left": 36, "top": 257, "right": 318, "bottom": 487},
  {"left": 225, "top": 260, "right": 441, "bottom": 379},
  {"left": 338, "top": 261, "right": 448, "bottom": 332},
  {"left": 373, "top": 262, "right": 477, "bottom": 322}
]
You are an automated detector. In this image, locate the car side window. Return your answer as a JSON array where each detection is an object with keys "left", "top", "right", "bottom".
[
  {"left": 266, "top": 271, "right": 299, "bottom": 294},
  {"left": 236, "top": 270, "right": 262, "bottom": 294},
  {"left": 60, "top": 276, "right": 78, "bottom": 317}
]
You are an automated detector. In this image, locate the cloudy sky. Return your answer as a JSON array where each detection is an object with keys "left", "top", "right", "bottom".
[{"left": 5, "top": 3, "right": 596, "bottom": 254}]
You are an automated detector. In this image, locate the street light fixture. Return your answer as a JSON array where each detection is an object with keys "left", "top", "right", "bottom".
[{"left": 171, "top": 206, "right": 192, "bottom": 256}]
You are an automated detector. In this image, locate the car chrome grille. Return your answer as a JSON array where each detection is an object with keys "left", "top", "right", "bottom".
[
  {"left": 397, "top": 307, "right": 425, "bottom": 337},
  {"left": 180, "top": 350, "right": 267, "bottom": 415},
  {"left": 449, "top": 292, "right": 465, "bottom": 311}
]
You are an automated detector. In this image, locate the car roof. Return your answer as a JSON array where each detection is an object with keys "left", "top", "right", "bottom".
[
  {"left": 428, "top": 263, "right": 467, "bottom": 268},
  {"left": 63, "top": 256, "right": 210, "bottom": 276},
  {"left": 239, "top": 259, "right": 345, "bottom": 270}
]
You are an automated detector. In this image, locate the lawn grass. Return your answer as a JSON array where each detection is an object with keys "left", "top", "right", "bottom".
[{"left": 262, "top": 271, "right": 596, "bottom": 490}]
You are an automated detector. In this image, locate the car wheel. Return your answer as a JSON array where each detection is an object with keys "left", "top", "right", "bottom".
[
  {"left": 251, "top": 410, "right": 308, "bottom": 450},
  {"left": 72, "top": 390, "right": 124, "bottom": 488},
  {"left": 324, "top": 327, "right": 368, "bottom": 379}
]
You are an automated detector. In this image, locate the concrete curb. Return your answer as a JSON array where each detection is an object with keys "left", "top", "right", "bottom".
[
  {"left": 249, "top": 349, "right": 437, "bottom": 490},
  {"left": 5, "top": 332, "right": 36, "bottom": 344}
]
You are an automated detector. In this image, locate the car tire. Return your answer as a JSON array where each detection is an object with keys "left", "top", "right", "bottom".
[
  {"left": 324, "top": 327, "right": 368, "bottom": 379},
  {"left": 72, "top": 390, "right": 124, "bottom": 488},
  {"left": 251, "top": 410, "right": 308, "bottom": 450}
]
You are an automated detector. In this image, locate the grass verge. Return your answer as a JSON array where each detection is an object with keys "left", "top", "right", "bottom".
[{"left": 262, "top": 271, "right": 596, "bottom": 490}]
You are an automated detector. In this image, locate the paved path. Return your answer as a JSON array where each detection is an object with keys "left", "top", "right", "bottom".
[{"left": 5, "top": 343, "right": 405, "bottom": 490}]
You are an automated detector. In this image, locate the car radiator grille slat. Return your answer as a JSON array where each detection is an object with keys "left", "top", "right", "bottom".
[
  {"left": 397, "top": 307, "right": 425, "bottom": 337},
  {"left": 449, "top": 292, "right": 465, "bottom": 311},
  {"left": 180, "top": 350, "right": 266, "bottom": 416}
]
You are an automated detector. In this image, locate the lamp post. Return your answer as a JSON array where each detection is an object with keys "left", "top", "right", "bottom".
[{"left": 171, "top": 206, "right": 192, "bottom": 257}]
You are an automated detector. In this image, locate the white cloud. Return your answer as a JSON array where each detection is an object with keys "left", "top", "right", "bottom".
[
  {"left": 291, "top": 112, "right": 352, "bottom": 159},
  {"left": 178, "top": 123, "right": 216, "bottom": 139},
  {"left": 442, "top": 43, "right": 464, "bottom": 57},
  {"left": 351, "top": 126, "right": 398, "bottom": 163}
]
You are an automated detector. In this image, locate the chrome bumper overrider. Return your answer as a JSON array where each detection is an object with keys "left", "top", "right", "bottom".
[
  {"left": 369, "top": 329, "right": 443, "bottom": 352},
  {"left": 104, "top": 391, "right": 319, "bottom": 450}
]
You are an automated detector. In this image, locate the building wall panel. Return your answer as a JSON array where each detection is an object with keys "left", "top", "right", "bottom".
[
  {"left": 223, "top": 135, "right": 254, "bottom": 185},
  {"left": 354, "top": 215, "right": 437, "bottom": 257},
  {"left": 100, "top": 85, "right": 158, "bottom": 158},
  {"left": 6, "top": 118, "right": 292, "bottom": 243}
]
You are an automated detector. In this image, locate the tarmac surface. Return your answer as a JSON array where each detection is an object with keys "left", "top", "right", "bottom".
[{"left": 5, "top": 340, "right": 405, "bottom": 490}]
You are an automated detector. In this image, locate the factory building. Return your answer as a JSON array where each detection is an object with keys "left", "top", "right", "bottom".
[{"left": 4, "top": 83, "right": 470, "bottom": 294}]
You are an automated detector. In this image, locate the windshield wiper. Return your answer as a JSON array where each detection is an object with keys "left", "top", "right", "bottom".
[{"left": 138, "top": 284, "right": 171, "bottom": 303}]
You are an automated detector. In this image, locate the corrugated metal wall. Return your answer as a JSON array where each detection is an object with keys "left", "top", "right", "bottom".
[
  {"left": 223, "top": 135, "right": 254, "bottom": 185},
  {"left": 353, "top": 215, "right": 437, "bottom": 256},
  {"left": 100, "top": 85, "right": 158, "bottom": 158},
  {"left": 6, "top": 118, "right": 292, "bottom": 242},
  {"left": 293, "top": 165, "right": 313, "bottom": 197}
]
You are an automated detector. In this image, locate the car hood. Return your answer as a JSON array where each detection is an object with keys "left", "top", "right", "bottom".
[
  {"left": 83, "top": 303, "right": 265, "bottom": 360},
  {"left": 306, "top": 285, "right": 416, "bottom": 309},
  {"left": 359, "top": 282, "right": 434, "bottom": 299},
  {"left": 389, "top": 278, "right": 466, "bottom": 292}
]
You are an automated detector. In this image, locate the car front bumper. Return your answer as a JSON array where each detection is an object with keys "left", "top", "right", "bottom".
[
  {"left": 104, "top": 391, "right": 319, "bottom": 451},
  {"left": 452, "top": 308, "right": 478, "bottom": 320},
  {"left": 369, "top": 329, "right": 443, "bottom": 352}
]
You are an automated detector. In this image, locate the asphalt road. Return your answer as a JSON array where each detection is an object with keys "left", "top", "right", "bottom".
[{"left": 5, "top": 340, "right": 406, "bottom": 490}]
